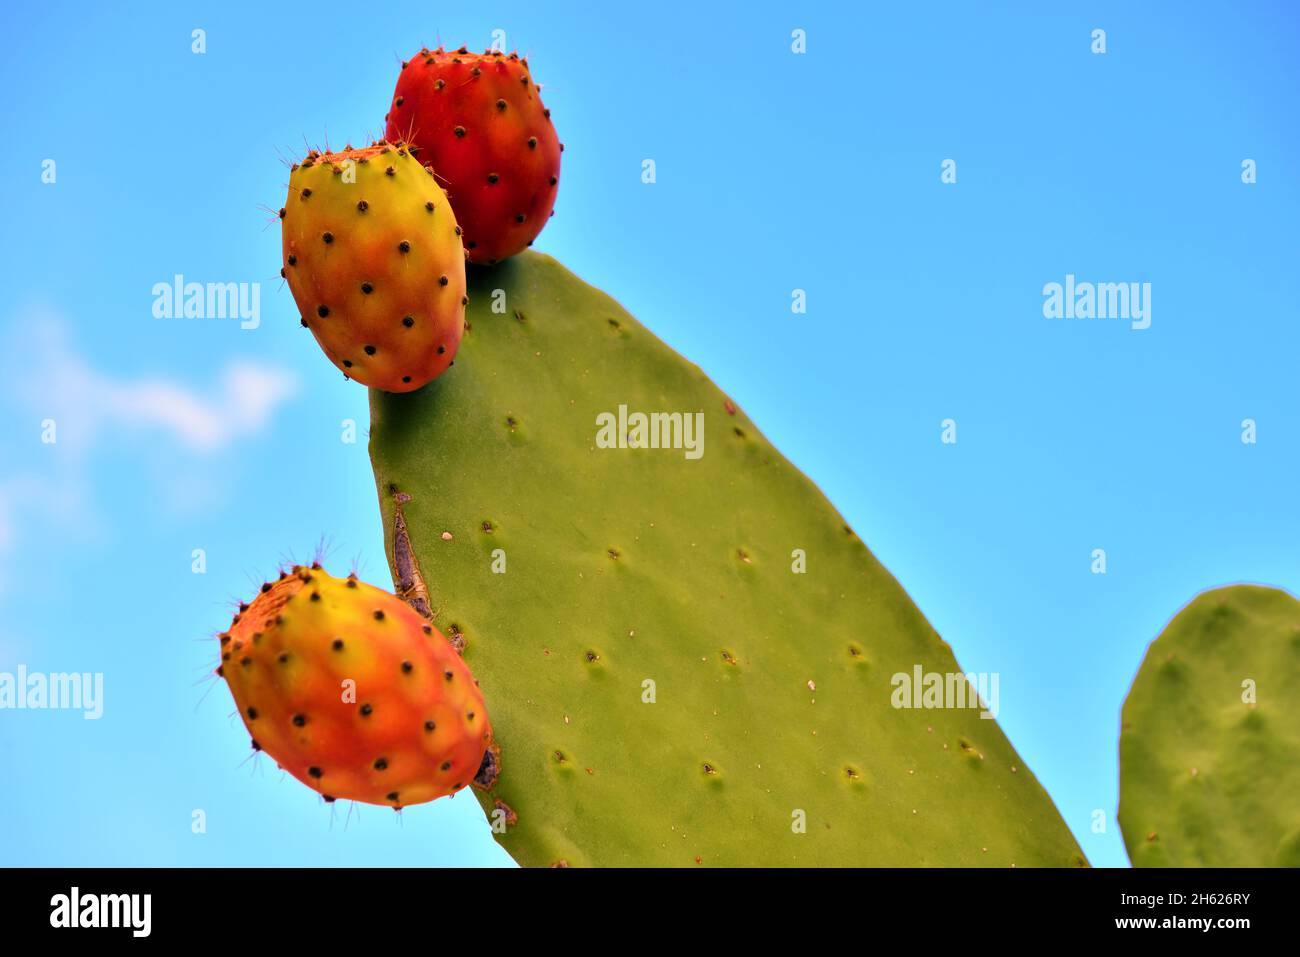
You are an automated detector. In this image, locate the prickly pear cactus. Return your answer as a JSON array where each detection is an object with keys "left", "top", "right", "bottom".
[
  {"left": 1119, "top": 585, "right": 1300, "bottom": 867},
  {"left": 368, "top": 252, "right": 1085, "bottom": 867}
]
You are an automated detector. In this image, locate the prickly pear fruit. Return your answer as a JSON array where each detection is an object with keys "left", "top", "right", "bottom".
[
  {"left": 385, "top": 47, "right": 561, "bottom": 264},
  {"left": 216, "top": 564, "right": 495, "bottom": 808},
  {"left": 281, "top": 142, "right": 467, "bottom": 392}
]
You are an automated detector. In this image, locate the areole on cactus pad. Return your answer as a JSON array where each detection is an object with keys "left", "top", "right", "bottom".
[{"left": 216, "top": 564, "right": 496, "bottom": 808}]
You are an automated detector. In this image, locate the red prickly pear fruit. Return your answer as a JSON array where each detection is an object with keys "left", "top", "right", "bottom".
[
  {"left": 216, "top": 565, "right": 495, "bottom": 808},
  {"left": 281, "top": 142, "right": 467, "bottom": 392},
  {"left": 385, "top": 47, "right": 561, "bottom": 264}
]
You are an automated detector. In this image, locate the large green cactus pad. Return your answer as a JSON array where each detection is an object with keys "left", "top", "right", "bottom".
[
  {"left": 368, "top": 252, "right": 1084, "bottom": 867},
  {"left": 1120, "top": 585, "right": 1300, "bottom": 867}
]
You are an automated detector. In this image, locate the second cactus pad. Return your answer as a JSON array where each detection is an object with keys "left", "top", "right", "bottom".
[
  {"left": 368, "top": 251, "right": 1085, "bottom": 867},
  {"left": 1120, "top": 585, "right": 1300, "bottom": 866}
]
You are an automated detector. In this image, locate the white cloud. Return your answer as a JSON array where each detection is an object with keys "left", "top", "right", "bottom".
[
  {"left": 22, "top": 318, "right": 298, "bottom": 454},
  {"left": 0, "top": 311, "right": 300, "bottom": 577},
  {"left": 81, "top": 361, "right": 297, "bottom": 453}
]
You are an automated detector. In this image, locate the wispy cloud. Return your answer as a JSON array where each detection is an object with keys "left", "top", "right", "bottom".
[
  {"left": 20, "top": 317, "right": 298, "bottom": 455},
  {"left": 0, "top": 310, "right": 300, "bottom": 579}
]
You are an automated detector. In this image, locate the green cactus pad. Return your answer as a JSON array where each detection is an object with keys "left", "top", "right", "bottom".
[
  {"left": 1119, "top": 585, "right": 1300, "bottom": 867},
  {"left": 368, "top": 251, "right": 1085, "bottom": 867}
]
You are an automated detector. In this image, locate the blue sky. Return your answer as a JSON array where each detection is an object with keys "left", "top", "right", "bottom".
[{"left": 0, "top": 1, "right": 1296, "bottom": 867}]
